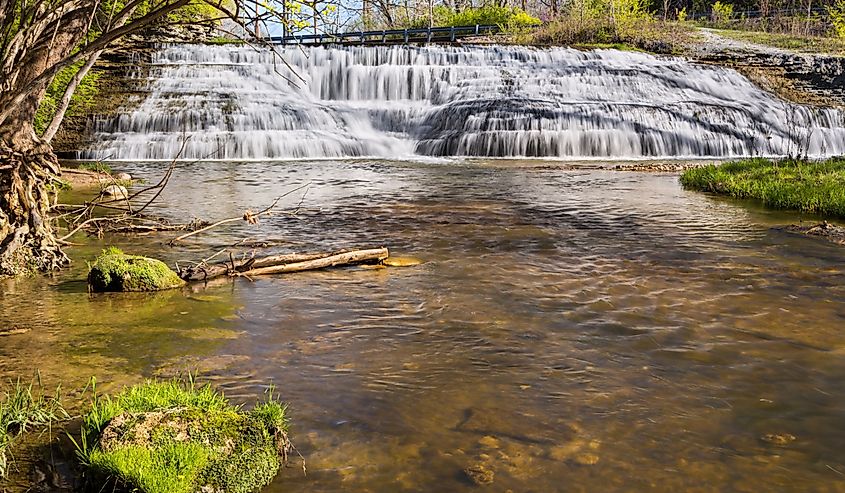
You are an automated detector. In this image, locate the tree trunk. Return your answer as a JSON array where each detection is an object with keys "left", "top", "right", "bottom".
[
  {"left": 0, "top": 8, "right": 90, "bottom": 277},
  {"left": 42, "top": 50, "right": 102, "bottom": 143},
  {"left": 0, "top": 139, "right": 69, "bottom": 276}
]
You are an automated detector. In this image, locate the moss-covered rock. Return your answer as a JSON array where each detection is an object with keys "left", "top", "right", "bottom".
[
  {"left": 87, "top": 247, "right": 185, "bottom": 292},
  {"left": 80, "top": 379, "right": 290, "bottom": 493}
]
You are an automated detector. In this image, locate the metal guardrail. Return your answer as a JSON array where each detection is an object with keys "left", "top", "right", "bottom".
[{"left": 268, "top": 24, "right": 502, "bottom": 46}]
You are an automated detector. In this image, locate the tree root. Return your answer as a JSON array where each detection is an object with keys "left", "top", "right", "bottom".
[{"left": 0, "top": 145, "right": 69, "bottom": 277}]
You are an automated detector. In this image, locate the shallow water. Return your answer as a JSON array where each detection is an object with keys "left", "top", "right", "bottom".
[{"left": 2, "top": 159, "right": 845, "bottom": 492}]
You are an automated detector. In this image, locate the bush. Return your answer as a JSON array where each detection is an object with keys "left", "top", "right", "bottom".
[
  {"left": 828, "top": 0, "right": 845, "bottom": 38},
  {"left": 532, "top": 13, "right": 692, "bottom": 54},
  {"left": 710, "top": 1, "right": 734, "bottom": 26}
]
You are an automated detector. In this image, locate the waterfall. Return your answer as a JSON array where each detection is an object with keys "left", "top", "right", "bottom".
[{"left": 83, "top": 43, "right": 845, "bottom": 161}]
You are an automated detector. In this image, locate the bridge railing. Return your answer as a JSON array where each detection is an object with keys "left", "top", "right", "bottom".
[{"left": 268, "top": 24, "right": 502, "bottom": 46}]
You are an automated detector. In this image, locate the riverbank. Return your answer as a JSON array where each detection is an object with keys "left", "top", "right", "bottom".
[{"left": 680, "top": 157, "right": 845, "bottom": 218}]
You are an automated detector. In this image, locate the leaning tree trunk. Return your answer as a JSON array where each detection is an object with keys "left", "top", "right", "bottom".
[{"left": 0, "top": 8, "right": 92, "bottom": 277}]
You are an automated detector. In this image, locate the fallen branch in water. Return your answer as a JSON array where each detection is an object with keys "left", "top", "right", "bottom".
[
  {"left": 237, "top": 248, "right": 390, "bottom": 277},
  {"left": 178, "top": 247, "right": 388, "bottom": 281}
]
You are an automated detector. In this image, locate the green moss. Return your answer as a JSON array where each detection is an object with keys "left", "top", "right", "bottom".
[
  {"left": 79, "top": 379, "right": 290, "bottom": 493},
  {"left": 87, "top": 248, "right": 185, "bottom": 292},
  {"left": 34, "top": 59, "right": 101, "bottom": 136},
  {"left": 680, "top": 157, "right": 845, "bottom": 218}
]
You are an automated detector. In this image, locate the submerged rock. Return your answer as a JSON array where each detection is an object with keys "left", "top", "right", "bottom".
[
  {"left": 464, "top": 463, "right": 495, "bottom": 485},
  {"left": 382, "top": 256, "right": 423, "bottom": 267},
  {"left": 101, "top": 184, "right": 129, "bottom": 199},
  {"left": 87, "top": 247, "right": 185, "bottom": 292},
  {"left": 783, "top": 221, "right": 845, "bottom": 246}
]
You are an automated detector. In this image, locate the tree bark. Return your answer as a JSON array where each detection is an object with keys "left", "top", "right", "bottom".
[
  {"left": 239, "top": 248, "right": 389, "bottom": 277},
  {"left": 0, "top": 7, "right": 91, "bottom": 276},
  {"left": 0, "top": 142, "right": 70, "bottom": 276},
  {"left": 41, "top": 50, "right": 102, "bottom": 143},
  {"left": 179, "top": 248, "right": 389, "bottom": 281}
]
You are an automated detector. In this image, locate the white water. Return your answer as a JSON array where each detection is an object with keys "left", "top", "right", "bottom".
[{"left": 84, "top": 44, "right": 845, "bottom": 161}]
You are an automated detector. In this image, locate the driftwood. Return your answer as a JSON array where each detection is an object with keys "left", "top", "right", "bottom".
[
  {"left": 179, "top": 247, "right": 389, "bottom": 281},
  {"left": 239, "top": 248, "right": 390, "bottom": 277}
]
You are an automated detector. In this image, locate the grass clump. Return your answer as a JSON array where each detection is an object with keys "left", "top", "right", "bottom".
[
  {"left": 87, "top": 247, "right": 185, "bottom": 292},
  {"left": 680, "top": 157, "right": 845, "bottom": 217},
  {"left": 76, "top": 378, "right": 290, "bottom": 493},
  {"left": 0, "top": 378, "right": 68, "bottom": 479},
  {"left": 78, "top": 162, "right": 113, "bottom": 174}
]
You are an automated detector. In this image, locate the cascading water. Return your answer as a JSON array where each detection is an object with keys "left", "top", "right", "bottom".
[{"left": 83, "top": 43, "right": 845, "bottom": 161}]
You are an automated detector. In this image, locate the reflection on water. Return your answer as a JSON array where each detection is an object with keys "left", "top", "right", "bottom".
[{"left": 2, "top": 160, "right": 845, "bottom": 491}]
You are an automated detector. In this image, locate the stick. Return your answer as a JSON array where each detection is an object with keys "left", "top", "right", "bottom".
[
  {"left": 179, "top": 249, "right": 354, "bottom": 281},
  {"left": 238, "top": 248, "right": 389, "bottom": 277},
  {"left": 168, "top": 183, "right": 310, "bottom": 245}
]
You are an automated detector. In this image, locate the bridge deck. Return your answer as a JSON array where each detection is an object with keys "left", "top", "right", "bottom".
[{"left": 268, "top": 24, "right": 503, "bottom": 46}]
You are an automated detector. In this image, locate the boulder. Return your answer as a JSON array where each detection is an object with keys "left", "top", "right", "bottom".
[
  {"left": 114, "top": 172, "right": 132, "bottom": 181},
  {"left": 102, "top": 184, "right": 129, "bottom": 199},
  {"left": 87, "top": 247, "right": 186, "bottom": 292},
  {"left": 82, "top": 379, "right": 290, "bottom": 493}
]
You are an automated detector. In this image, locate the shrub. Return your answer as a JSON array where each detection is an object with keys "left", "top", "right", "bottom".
[
  {"left": 710, "top": 1, "right": 734, "bottom": 26},
  {"left": 828, "top": 0, "right": 845, "bottom": 38}
]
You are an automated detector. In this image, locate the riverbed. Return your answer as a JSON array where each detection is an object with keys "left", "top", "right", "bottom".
[{"left": 2, "top": 159, "right": 845, "bottom": 492}]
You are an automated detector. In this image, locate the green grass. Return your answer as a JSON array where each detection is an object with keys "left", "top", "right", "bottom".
[
  {"left": 87, "top": 247, "right": 186, "bottom": 292},
  {"left": 713, "top": 29, "right": 845, "bottom": 55},
  {"left": 78, "top": 377, "right": 289, "bottom": 493},
  {"left": 680, "top": 157, "right": 845, "bottom": 217},
  {"left": 0, "top": 378, "right": 68, "bottom": 479},
  {"left": 78, "top": 162, "right": 112, "bottom": 174}
]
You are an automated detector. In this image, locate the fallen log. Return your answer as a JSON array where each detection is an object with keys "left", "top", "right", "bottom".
[
  {"left": 239, "top": 248, "right": 390, "bottom": 277},
  {"left": 179, "top": 248, "right": 388, "bottom": 281}
]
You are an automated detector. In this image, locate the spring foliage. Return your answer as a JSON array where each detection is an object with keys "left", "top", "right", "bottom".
[{"left": 828, "top": 0, "right": 845, "bottom": 37}]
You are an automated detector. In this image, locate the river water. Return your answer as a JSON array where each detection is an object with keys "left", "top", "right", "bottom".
[{"left": 2, "top": 159, "right": 845, "bottom": 491}]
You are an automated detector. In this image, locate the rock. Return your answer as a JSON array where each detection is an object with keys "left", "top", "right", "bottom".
[
  {"left": 573, "top": 453, "right": 600, "bottom": 466},
  {"left": 101, "top": 184, "right": 128, "bottom": 199},
  {"left": 114, "top": 172, "right": 132, "bottom": 181},
  {"left": 382, "top": 256, "right": 423, "bottom": 267},
  {"left": 87, "top": 247, "right": 186, "bottom": 292},
  {"left": 761, "top": 432, "right": 797, "bottom": 446},
  {"left": 84, "top": 379, "right": 290, "bottom": 493},
  {"left": 464, "top": 463, "right": 494, "bottom": 485},
  {"left": 783, "top": 221, "right": 845, "bottom": 246}
]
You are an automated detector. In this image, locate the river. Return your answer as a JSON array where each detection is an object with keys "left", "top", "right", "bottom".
[{"left": 2, "top": 158, "right": 845, "bottom": 491}]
